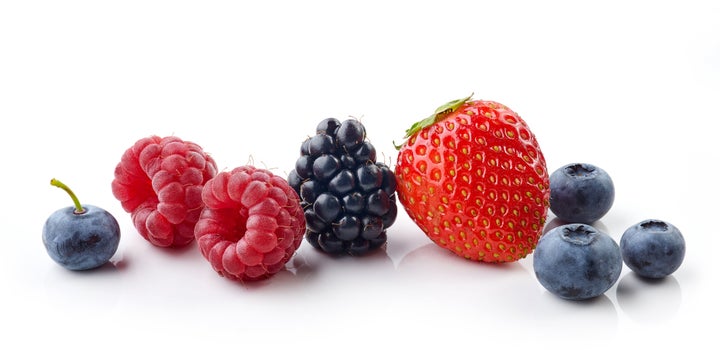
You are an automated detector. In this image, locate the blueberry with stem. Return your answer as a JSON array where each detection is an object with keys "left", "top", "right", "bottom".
[{"left": 43, "top": 178, "right": 121, "bottom": 270}]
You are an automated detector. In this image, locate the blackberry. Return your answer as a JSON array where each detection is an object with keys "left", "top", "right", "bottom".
[{"left": 288, "top": 118, "right": 398, "bottom": 255}]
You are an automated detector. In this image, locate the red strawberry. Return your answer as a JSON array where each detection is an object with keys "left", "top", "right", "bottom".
[
  {"left": 194, "top": 165, "right": 306, "bottom": 281},
  {"left": 394, "top": 94, "right": 550, "bottom": 263}
]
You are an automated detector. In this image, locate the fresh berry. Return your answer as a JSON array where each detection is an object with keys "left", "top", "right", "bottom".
[
  {"left": 394, "top": 94, "right": 549, "bottom": 263},
  {"left": 111, "top": 135, "right": 217, "bottom": 247},
  {"left": 549, "top": 163, "right": 614, "bottom": 224},
  {"left": 533, "top": 223, "right": 622, "bottom": 300},
  {"left": 43, "top": 179, "right": 120, "bottom": 270},
  {"left": 620, "top": 219, "right": 685, "bottom": 279},
  {"left": 194, "top": 165, "right": 305, "bottom": 281},
  {"left": 287, "top": 118, "right": 398, "bottom": 255}
]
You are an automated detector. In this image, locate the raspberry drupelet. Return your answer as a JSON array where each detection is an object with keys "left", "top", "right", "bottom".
[
  {"left": 111, "top": 135, "right": 218, "bottom": 247},
  {"left": 194, "top": 165, "right": 306, "bottom": 281}
]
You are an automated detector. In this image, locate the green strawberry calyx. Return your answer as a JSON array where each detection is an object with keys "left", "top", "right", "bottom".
[{"left": 394, "top": 93, "right": 473, "bottom": 150}]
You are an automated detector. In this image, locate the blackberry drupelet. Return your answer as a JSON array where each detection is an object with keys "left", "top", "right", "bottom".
[{"left": 288, "top": 118, "right": 398, "bottom": 255}]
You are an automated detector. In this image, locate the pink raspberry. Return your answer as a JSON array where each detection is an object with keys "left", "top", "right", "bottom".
[
  {"left": 194, "top": 165, "right": 306, "bottom": 282},
  {"left": 111, "top": 135, "right": 218, "bottom": 247}
]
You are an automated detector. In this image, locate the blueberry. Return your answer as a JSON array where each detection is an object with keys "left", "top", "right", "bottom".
[
  {"left": 549, "top": 163, "right": 615, "bottom": 224},
  {"left": 620, "top": 219, "right": 685, "bottom": 279},
  {"left": 43, "top": 179, "right": 121, "bottom": 271},
  {"left": 533, "top": 223, "right": 622, "bottom": 300}
]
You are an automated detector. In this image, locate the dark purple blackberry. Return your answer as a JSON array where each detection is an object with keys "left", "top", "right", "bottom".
[{"left": 288, "top": 118, "right": 398, "bottom": 255}]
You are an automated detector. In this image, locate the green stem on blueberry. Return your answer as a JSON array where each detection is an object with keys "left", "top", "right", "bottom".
[
  {"left": 50, "top": 178, "right": 85, "bottom": 214},
  {"left": 393, "top": 93, "right": 474, "bottom": 150}
]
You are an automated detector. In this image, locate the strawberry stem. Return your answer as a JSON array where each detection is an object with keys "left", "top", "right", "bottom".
[
  {"left": 50, "top": 178, "right": 85, "bottom": 214},
  {"left": 394, "top": 93, "right": 474, "bottom": 150}
]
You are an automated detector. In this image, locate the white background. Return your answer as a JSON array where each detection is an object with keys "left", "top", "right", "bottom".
[{"left": 1, "top": 0, "right": 718, "bottom": 348}]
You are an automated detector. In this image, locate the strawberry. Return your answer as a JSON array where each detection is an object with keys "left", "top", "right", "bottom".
[{"left": 394, "top": 94, "right": 550, "bottom": 263}]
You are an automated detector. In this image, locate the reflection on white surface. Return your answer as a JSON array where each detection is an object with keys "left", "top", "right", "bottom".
[
  {"left": 525, "top": 291, "right": 619, "bottom": 330},
  {"left": 616, "top": 273, "right": 682, "bottom": 323},
  {"left": 22, "top": 210, "right": 699, "bottom": 340}
]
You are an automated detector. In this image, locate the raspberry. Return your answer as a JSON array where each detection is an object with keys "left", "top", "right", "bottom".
[
  {"left": 288, "top": 118, "right": 398, "bottom": 255},
  {"left": 111, "top": 135, "right": 218, "bottom": 247},
  {"left": 194, "top": 165, "right": 306, "bottom": 281}
]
